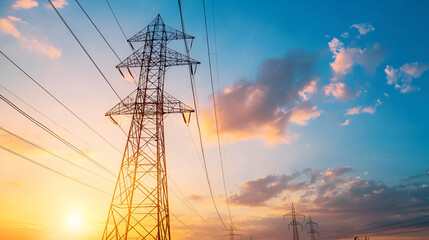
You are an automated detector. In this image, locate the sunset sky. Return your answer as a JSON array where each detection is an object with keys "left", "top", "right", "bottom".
[{"left": 1, "top": 0, "right": 429, "bottom": 240}]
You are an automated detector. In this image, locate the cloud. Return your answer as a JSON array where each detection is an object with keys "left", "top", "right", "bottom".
[
  {"left": 20, "top": 37, "right": 61, "bottom": 59},
  {"left": 357, "top": 43, "right": 385, "bottom": 73},
  {"left": 6, "top": 180, "right": 24, "bottom": 186},
  {"left": 50, "top": 0, "right": 68, "bottom": 8},
  {"left": 231, "top": 167, "right": 428, "bottom": 218},
  {"left": 345, "top": 99, "right": 382, "bottom": 116},
  {"left": 385, "top": 62, "right": 429, "bottom": 93},
  {"left": 202, "top": 51, "right": 320, "bottom": 144},
  {"left": 351, "top": 23, "right": 375, "bottom": 35},
  {"left": 325, "top": 37, "right": 384, "bottom": 101},
  {"left": 340, "top": 32, "right": 349, "bottom": 38},
  {"left": 7, "top": 16, "right": 28, "bottom": 24},
  {"left": 0, "top": 18, "right": 61, "bottom": 59},
  {"left": 328, "top": 38, "right": 384, "bottom": 81},
  {"left": 289, "top": 105, "right": 321, "bottom": 126},
  {"left": 340, "top": 119, "right": 350, "bottom": 126},
  {"left": 324, "top": 82, "right": 358, "bottom": 100},
  {"left": 328, "top": 38, "right": 360, "bottom": 80},
  {"left": 345, "top": 106, "right": 361, "bottom": 115},
  {"left": 226, "top": 168, "right": 428, "bottom": 240},
  {"left": 230, "top": 172, "right": 306, "bottom": 207},
  {"left": 0, "top": 18, "right": 21, "bottom": 38},
  {"left": 12, "top": 0, "right": 38, "bottom": 9},
  {"left": 298, "top": 79, "right": 317, "bottom": 101},
  {"left": 187, "top": 194, "right": 205, "bottom": 202}
]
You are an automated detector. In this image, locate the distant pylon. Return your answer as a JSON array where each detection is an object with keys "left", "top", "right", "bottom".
[
  {"left": 223, "top": 225, "right": 242, "bottom": 240},
  {"left": 101, "top": 15, "right": 199, "bottom": 240},
  {"left": 305, "top": 215, "right": 319, "bottom": 240},
  {"left": 283, "top": 203, "right": 305, "bottom": 240}
]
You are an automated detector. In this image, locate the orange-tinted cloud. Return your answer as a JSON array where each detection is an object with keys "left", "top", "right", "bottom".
[
  {"left": 0, "top": 18, "right": 61, "bottom": 59},
  {"left": 20, "top": 37, "right": 61, "bottom": 59},
  {"left": 12, "top": 0, "right": 38, "bottom": 9},
  {"left": 345, "top": 99, "right": 382, "bottom": 116},
  {"left": 202, "top": 51, "right": 320, "bottom": 145},
  {"left": 340, "top": 119, "right": 350, "bottom": 126},
  {"left": 324, "top": 82, "right": 357, "bottom": 100},
  {"left": 0, "top": 18, "right": 21, "bottom": 38},
  {"left": 289, "top": 105, "right": 321, "bottom": 126},
  {"left": 7, "top": 16, "right": 28, "bottom": 24},
  {"left": 298, "top": 79, "right": 317, "bottom": 101},
  {"left": 51, "top": 0, "right": 68, "bottom": 8}
]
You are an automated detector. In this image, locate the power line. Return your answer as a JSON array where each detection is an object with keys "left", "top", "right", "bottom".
[
  {"left": 170, "top": 211, "right": 209, "bottom": 240},
  {"left": 74, "top": 0, "right": 121, "bottom": 62},
  {"left": 0, "top": 94, "right": 115, "bottom": 176},
  {"left": 47, "top": 0, "right": 124, "bottom": 103},
  {"left": 1, "top": 144, "right": 211, "bottom": 240},
  {"left": 105, "top": 0, "right": 128, "bottom": 44},
  {"left": 0, "top": 144, "right": 111, "bottom": 196},
  {"left": 177, "top": 0, "right": 228, "bottom": 230},
  {"left": 0, "top": 126, "right": 113, "bottom": 183},
  {"left": 0, "top": 83, "right": 118, "bottom": 163},
  {"left": 0, "top": 50, "right": 122, "bottom": 154},
  {"left": 202, "top": 0, "right": 234, "bottom": 227},
  {"left": 73, "top": 0, "right": 138, "bottom": 86}
]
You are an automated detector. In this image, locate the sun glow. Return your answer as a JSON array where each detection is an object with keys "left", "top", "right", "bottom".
[{"left": 66, "top": 211, "right": 83, "bottom": 231}]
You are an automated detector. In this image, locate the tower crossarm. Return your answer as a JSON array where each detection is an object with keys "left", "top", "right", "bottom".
[
  {"left": 116, "top": 46, "right": 200, "bottom": 69},
  {"left": 128, "top": 24, "right": 195, "bottom": 43},
  {"left": 105, "top": 90, "right": 193, "bottom": 117},
  {"left": 127, "top": 15, "right": 194, "bottom": 43}
]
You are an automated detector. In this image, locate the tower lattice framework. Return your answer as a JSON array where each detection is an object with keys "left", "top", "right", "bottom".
[
  {"left": 102, "top": 15, "right": 199, "bottom": 240},
  {"left": 284, "top": 203, "right": 305, "bottom": 240},
  {"left": 306, "top": 215, "right": 319, "bottom": 240}
]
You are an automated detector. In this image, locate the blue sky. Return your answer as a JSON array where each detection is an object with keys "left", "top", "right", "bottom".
[{"left": 0, "top": 0, "right": 428, "bottom": 240}]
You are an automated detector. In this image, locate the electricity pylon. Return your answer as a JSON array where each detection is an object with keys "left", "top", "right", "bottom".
[
  {"left": 305, "top": 215, "right": 319, "bottom": 240},
  {"left": 102, "top": 15, "right": 199, "bottom": 240},
  {"left": 223, "top": 225, "right": 242, "bottom": 240},
  {"left": 284, "top": 203, "right": 305, "bottom": 240}
]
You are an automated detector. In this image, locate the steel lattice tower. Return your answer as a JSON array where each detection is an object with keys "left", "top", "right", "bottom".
[
  {"left": 102, "top": 15, "right": 199, "bottom": 240},
  {"left": 283, "top": 203, "right": 305, "bottom": 240},
  {"left": 223, "top": 225, "right": 241, "bottom": 240},
  {"left": 305, "top": 215, "right": 319, "bottom": 240}
]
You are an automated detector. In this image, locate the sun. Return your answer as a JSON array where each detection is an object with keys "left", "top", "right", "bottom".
[{"left": 66, "top": 212, "right": 83, "bottom": 231}]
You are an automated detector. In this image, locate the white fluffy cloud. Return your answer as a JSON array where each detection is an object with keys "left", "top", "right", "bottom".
[
  {"left": 351, "top": 23, "right": 375, "bottom": 35},
  {"left": 385, "top": 62, "right": 429, "bottom": 93}
]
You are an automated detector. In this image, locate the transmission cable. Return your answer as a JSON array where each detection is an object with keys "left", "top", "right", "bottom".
[
  {"left": 0, "top": 126, "right": 113, "bottom": 183},
  {"left": 0, "top": 144, "right": 111, "bottom": 196},
  {"left": 170, "top": 211, "right": 209, "bottom": 240},
  {"left": 73, "top": 0, "right": 137, "bottom": 86},
  {"left": 177, "top": 0, "right": 228, "bottom": 230},
  {"left": 202, "top": 0, "right": 234, "bottom": 227},
  {"left": 0, "top": 50, "right": 122, "bottom": 154},
  {"left": 74, "top": 0, "right": 120, "bottom": 62},
  {"left": 0, "top": 83, "right": 118, "bottom": 163},
  {"left": 105, "top": 0, "right": 128, "bottom": 43},
  {"left": 0, "top": 94, "right": 115, "bottom": 176},
  {"left": 47, "top": 0, "right": 124, "bottom": 103}
]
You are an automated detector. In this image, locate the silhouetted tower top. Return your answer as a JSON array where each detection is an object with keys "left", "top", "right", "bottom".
[
  {"left": 223, "top": 225, "right": 242, "bottom": 240},
  {"left": 306, "top": 215, "right": 319, "bottom": 240},
  {"left": 284, "top": 203, "right": 305, "bottom": 240}
]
